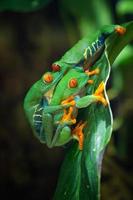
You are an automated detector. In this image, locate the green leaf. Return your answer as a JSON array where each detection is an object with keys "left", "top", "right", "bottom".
[
  {"left": 107, "top": 21, "right": 133, "bottom": 101},
  {"left": 0, "top": 0, "right": 52, "bottom": 12},
  {"left": 107, "top": 45, "right": 133, "bottom": 100},
  {"left": 54, "top": 53, "right": 112, "bottom": 200},
  {"left": 54, "top": 22, "right": 133, "bottom": 200}
]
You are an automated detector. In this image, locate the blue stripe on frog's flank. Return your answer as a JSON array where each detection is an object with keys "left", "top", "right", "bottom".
[
  {"left": 33, "top": 97, "right": 48, "bottom": 135},
  {"left": 87, "top": 35, "right": 106, "bottom": 58},
  {"left": 74, "top": 34, "right": 106, "bottom": 69}
]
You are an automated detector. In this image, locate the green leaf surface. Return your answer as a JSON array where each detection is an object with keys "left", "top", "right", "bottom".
[
  {"left": 54, "top": 22, "right": 133, "bottom": 200},
  {"left": 54, "top": 53, "right": 112, "bottom": 200},
  {"left": 107, "top": 21, "right": 133, "bottom": 101},
  {"left": 0, "top": 0, "right": 52, "bottom": 12}
]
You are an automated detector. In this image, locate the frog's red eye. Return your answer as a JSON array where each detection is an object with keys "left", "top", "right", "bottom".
[
  {"left": 51, "top": 64, "right": 61, "bottom": 72},
  {"left": 69, "top": 78, "right": 78, "bottom": 88},
  {"left": 43, "top": 73, "right": 53, "bottom": 83}
]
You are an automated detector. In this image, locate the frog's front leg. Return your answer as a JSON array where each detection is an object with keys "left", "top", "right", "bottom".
[
  {"left": 42, "top": 103, "right": 87, "bottom": 149},
  {"left": 52, "top": 125, "right": 72, "bottom": 147},
  {"left": 76, "top": 82, "right": 108, "bottom": 108},
  {"left": 53, "top": 121, "right": 86, "bottom": 150}
]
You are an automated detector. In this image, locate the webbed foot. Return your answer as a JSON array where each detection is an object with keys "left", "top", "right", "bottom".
[
  {"left": 115, "top": 26, "right": 126, "bottom": 35},
  {"left": 72, "top": 121, "right": 86, "bottom": 150},
  {"left": 85, "top": 68, "right": 100, "bottom": 76},
  {"left": 94, "top": 81, "right": 108, "bottom": 106},
  {"left": 60, "top": 106, "right": 76, "bottom": 125}
]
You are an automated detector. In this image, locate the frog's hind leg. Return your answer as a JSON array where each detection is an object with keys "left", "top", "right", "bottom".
[
  {"left": 52, "top": 125, "right": 72, "bottom": 147},
  {"left": 42, "top": 113, "right": 54, "bottom": 148},
  {"left": 42, "top": 113, "right": 72, "bottom": 148}
]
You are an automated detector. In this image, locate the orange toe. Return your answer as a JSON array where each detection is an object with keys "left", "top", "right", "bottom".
[
  {"left": 60, "top": 107, "right": 76, "bottom": 124},
  {"left": 72, "top": 121, "right": 86, "bottom": 150},
  {"left": 94, "top": 82, "right": 108, "bottom": 106},
  {"left": 115, "top": 26, "right": 126, "bottom": 35}
]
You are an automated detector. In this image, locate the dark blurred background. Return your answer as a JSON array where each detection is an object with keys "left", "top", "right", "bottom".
[{"left": 0, "top": 0, "right": 133, "bottom": 199}]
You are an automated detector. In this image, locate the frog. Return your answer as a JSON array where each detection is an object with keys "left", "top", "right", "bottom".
[
  {"left": 24, "top": 25, "right": 126, "bottom": 150},
  {"left": 24, "top": 65, "right": 107, "bottom": 150},
  {"left": 57, "top": 24, "right": 126, "bottom": 70}
]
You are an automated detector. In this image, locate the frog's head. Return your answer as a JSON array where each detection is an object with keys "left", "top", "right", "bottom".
[
  {"left": 51, "top": 68, "right": 90, "bottom": 104},
  {"left": 39, "top": 63, "right": 70, "bottom": 92},
  {"left": 63, "top": 68, "right": 89, "bottom": 98},
  {"left": 42, "top": 64, "right": 62, "bottom": 83},
  {"left": 101, "top": 25, "right": 126, "bottom": 39}
]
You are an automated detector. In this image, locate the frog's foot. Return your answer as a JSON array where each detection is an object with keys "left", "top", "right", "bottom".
[
  {"left": 60, "top": 106, "right": 76, "bottom": 124},
  {"left": 61, "top": 96, "right": 76, "bottom": 106},
  {"left": 85, "top": 68, "right": 100, "bottom": 76},
  {"left": 115, "top": 26, "right": 126, "bottom": 35},
  {"left": 94, "top": 81, "right": 108, "bottom": 106},
  {"left": 72, "top": 121, "right": 86, "bottom": 150}
]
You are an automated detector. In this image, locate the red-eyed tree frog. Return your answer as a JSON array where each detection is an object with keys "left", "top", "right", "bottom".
[{"left": 24, "top": 25, "right": 126, "bottom": 150}]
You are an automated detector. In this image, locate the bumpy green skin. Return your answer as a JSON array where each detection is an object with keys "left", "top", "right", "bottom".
[{"left": 24, "top": 24, "right": 119, "bottom": 148}]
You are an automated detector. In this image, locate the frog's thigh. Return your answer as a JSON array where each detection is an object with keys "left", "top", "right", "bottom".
[
  {"left": 54, "top": 126, "right": 72, "bottom": 146},
  {"left": 42, "top": 113, "right": 53, "bottom": 147}
]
